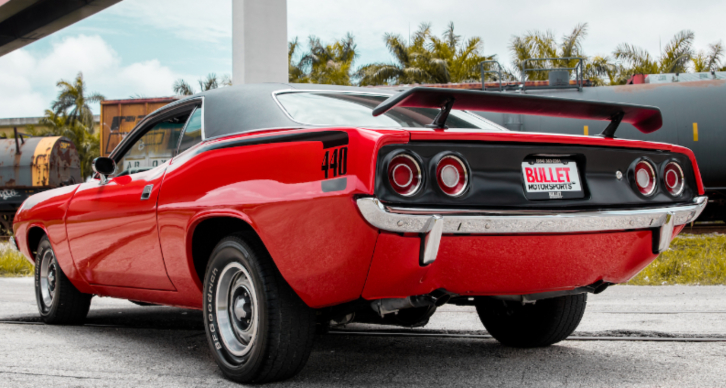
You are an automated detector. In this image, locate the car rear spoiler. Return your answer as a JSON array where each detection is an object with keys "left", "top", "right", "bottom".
[{"left": 371, "top": 87, "right": 663, "bottom": 137}]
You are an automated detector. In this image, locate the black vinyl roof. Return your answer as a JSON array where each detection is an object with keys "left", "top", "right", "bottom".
[{"left": 187, "top": 83, "right": 397, "bottom": 140}]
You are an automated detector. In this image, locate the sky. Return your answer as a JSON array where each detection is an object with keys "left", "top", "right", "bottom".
[{"left": 2, "top": 0, "right": 726, "bottom": 118}]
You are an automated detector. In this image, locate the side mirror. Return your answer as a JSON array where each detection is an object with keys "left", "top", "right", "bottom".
[{"left": 93, "top": 157, "right": 116, "bottom": 184}]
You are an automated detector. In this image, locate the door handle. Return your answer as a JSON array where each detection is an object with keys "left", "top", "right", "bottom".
[{"left": 140, "top": 184, "right": 153, "bottom": 200}]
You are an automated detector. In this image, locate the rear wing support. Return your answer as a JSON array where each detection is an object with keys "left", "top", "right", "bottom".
[
  {"left": 372, "top": 87, "right": 663, "bottom": 136},
  {"left": 599, "top": 111, "right": 625, "bottom": 138},
  {"left": 425, "top": 98, "right": 455, "bottom": 129}
]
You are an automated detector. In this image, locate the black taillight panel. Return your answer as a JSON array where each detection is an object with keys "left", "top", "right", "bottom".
[{"left": 374, "top": 142, "right": 697, "bottom": 209}]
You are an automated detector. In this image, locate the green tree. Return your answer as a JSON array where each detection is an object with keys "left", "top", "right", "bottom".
[
  {"left": 509, "top": 23, "right": 614, "bottom": 85},
  {"left": 355, "top": 27, "right": 434, "bottom": 86},
  {"left": 288, "top": 37, "right": 310, "bottom": 83},
  {"left": 173, "top": 79, "right": 195, "bottom": 96},
  {"left": 357, "top": 22, "right": 493, "bottom": 86},
  {"left": 299, "top": 33, "right": 358, "bottom": 85},
  {"left": 429, "top": 22, "right": 496, "bottom": 83},
  {"left": 288, "top": 34, "right": 359, "bottom": 85},
  {"left": 613, "top": 30, "right": 695, "bottom": 81},
  {"left": 692, "top": 42, "right": 724, "bottom": 72},
  {"left": 172, "top": 73, "right": 231, "bottom": 95},
  {"left": 51, "top": 72, "right": 104, "bottom": 128}
]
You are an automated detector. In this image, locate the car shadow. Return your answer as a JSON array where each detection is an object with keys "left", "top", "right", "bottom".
[
  {"left": 2, "top": 306, "right": 679, "bottom": 387},
  {"left": 288, "top": 333, "right": 677, "bottom": 387}
]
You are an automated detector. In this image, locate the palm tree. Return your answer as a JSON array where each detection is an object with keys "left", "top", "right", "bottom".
[
  {"left": 51, "top": 72, "right": 104, "bottom": 128},
  {"left": 173, "top": 79, "right": 195, "bottom": 96},
  {"left": 692, "top": 41, "right": 724, "bottom": 72},
  {"left": 429, "top": 22, "right": 497, "bottom": 83},
  {"left": 509, "top": 23, "right": 613, "bottom": 84},
  {"left": 172, "top": 73, "right": 231, "bottom": 95},
  {"left": 613, "top": 30, "right": 695, "bottom": 81},
  {"left": 357, "top": 22, "right": 492, "bottom": 86},
  {"left": 356, "top": 23, "right": 438, "bottom": 85},
  {"left": 299, "top": 33, "right": 358, "bottom": 85},
  {"left": 198, "top": 73, "right": 219, "bottom": 91},
  {"left": 288, "top": 37, "right": 309, "bottom": 83}
]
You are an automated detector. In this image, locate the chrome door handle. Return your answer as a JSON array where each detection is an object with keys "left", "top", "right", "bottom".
[{"left": 140, "top": 184, "right": 153, "bottom": 200}]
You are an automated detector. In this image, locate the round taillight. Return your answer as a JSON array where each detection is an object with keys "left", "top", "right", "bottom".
[
  {"left": 664, "top": 162, "right": 684, "bottom": 196},
  {"left": 388, "top": 154, "right": 422, "bottom": 196},
  {"left": 436, "top": 155, "right": 468, "bottom": 197},
  {"left": 634, "top": 160, "right": 656, "bottom": 196}
]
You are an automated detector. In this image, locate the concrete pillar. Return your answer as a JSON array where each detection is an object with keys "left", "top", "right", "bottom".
[{"left": 232, "top": 0, "right": 288, "bottom": 84}]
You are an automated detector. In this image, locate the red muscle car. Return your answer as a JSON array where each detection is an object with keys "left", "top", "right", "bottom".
[{"left": 11, "top": 85, "right": 706, "bottom": 383}]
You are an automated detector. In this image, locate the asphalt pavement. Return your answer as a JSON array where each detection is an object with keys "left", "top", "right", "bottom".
[{"left": 1, "top": 277, "right": 725, "bottom": 387}]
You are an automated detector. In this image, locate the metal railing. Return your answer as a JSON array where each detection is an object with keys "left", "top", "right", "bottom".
[
  {"left": 479, "top": 58, "right": 586, "bottom": 92},
  {"left": 520, "top": 57, "right": 584, "bottom": 92},
  {"left": 479, "top": 60, "right": 504, "bottom": 91}
]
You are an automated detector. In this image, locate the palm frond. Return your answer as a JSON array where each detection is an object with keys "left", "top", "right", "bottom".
[
  {"left": 173, "top": 79, "right": 195, "bottom": 95},
  {"left": 660, "top": 30, "right": 694, "bottom": 73},
  {"left": 198, "top": 73, "right": 219, "bottom": 92},
  {"left": 560, "top": 23, "right": 588, "bottom": 58},
  {"left": 385, "top": 33, "right": 410, "bottom": 66},
  {"left": 443, "top": 21, "right": 460, "bottom": 50}
]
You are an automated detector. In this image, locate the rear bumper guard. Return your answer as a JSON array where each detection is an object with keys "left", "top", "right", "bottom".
[{"left": 356, "top": 196, "right": 707, "bottom": 265}]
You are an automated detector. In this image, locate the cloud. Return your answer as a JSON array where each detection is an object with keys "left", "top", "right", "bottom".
[
  {"left": 108, "top": 0, "right": 231, "bottom": 44},
  {"left": 0, "top": 34, "right": 183, "bottom": 118}
]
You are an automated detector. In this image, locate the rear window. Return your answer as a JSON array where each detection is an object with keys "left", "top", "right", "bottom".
[{"left": 275, "top": 92, "right": 505, "bottom": 131}]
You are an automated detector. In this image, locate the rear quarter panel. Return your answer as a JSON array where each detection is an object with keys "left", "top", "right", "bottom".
[{"left": 157, "top": 128, "right": 408, "bottom": 308}]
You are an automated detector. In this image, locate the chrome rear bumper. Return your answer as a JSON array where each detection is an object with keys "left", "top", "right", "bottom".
[{"left": 357, "top": 196, "right": 707, "bottom": 265}]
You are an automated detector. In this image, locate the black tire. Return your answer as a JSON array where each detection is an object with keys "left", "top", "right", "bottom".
[
  {"left": 203, "top": 235, "right": 316, "bottom": 384},
  {"left": 475, "top": 294, "right": 587, "bottom": 348},
  {"left": 34, "top": 236, "right": 92, "bottom": 324}
]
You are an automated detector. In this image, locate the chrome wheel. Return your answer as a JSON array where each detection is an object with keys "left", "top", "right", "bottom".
[
  {"left": 216, "top": 262, "right": 259, "bottom": 357},
  {"left": 39, "top": 250, "right": 57, "bottom": 309}
]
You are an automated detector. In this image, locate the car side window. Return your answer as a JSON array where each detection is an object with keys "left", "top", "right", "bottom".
[
  {"left": 177, "top": 108, "right": 203, "bottom": 154},
  {"left": 116, "top": 111, "right": 191, "bottom": 176}
]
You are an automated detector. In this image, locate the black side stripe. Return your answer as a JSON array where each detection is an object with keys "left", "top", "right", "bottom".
[
  {"left": 171, "top": 130, "right": 349, "bottom": 169},
  {"left": 204, "top": 130, "right": 348, "bottom": 153}
]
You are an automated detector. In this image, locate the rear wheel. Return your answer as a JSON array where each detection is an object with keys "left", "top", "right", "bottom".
[
  {"left": 475, "top": 294, "right": 586, "bottom": 348},
  {"left": 203, "top": 235, "right": 316, "bottom": 383},
  {"left": 34, "top": 236, "right": 92, "bottom": 324}
]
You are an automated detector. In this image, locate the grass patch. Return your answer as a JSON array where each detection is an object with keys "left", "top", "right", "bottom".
[
  {"left": 0, "top": 242, "right": 33, "bottom": 277},
  {"left": 628, "top": 234, "right": 726, "bottom": 285}
]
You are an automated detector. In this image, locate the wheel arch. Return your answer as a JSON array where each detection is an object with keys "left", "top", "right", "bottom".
[
  {"left": 26, "top": 224, "right": 49, "bottom": 264},
  {"left": 188, "top": 214, "right": 267, "bottom": 291}
]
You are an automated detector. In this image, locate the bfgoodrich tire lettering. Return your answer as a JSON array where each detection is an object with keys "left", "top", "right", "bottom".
[
  {"left": 476, "top": 294, "right": 587, "bottom": 348},
  {"left": 203, "top": 235, "right": 316, "bottom": 383},
  {"left": 34, "top": 236, "right": 92, "bottom": 324}
]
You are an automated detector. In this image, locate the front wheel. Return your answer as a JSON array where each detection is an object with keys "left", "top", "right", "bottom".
[
  {"left": 476, "top": 294, "right": 587, "bottom": 348},
  {"left": 203, "top": 235, "right": 316, "bottom": 384},
  {"left": 34, "top": 236, "right": 92, "bottom": 324}
]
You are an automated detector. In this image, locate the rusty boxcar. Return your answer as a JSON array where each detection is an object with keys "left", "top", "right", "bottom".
[
  {"left": 100, "top": 97, "right": 179, "bottom": 157},
  {"left": 0, "top": 134, "right": 80, "bottom": 233}
]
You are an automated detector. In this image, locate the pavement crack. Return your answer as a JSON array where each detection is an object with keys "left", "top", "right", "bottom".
[{"left": 0, "top": 370, "right": 103, "bottom": 380}]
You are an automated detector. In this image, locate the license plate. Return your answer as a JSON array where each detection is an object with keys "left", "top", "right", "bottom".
[{"left": 521, "top": 157, "right": 583, "bottom": 200}]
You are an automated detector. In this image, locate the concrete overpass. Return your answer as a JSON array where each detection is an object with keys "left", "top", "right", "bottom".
[
  {"left": 0, "top": 0, "right": 287, "bottom": 83},
  {"left": 0, "top": 0, "right": 122, "bottom": 56}
]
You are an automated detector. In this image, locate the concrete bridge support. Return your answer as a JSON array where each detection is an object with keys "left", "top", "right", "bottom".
[{"left": 232, "top": 0, "right": 288, "bottom": 84}]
